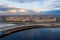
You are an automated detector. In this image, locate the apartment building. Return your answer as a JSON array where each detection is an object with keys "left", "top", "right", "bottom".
[{"left": 0, "top": 15, "right": 56, "bottom": 23}]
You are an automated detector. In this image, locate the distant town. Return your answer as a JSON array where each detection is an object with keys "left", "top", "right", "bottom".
[{"left": 0, "top": 15, "right": 60, "bottom": 23}]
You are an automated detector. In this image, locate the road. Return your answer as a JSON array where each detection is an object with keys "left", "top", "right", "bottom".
[{"left": 0, "top": 22, "right": 60, "bottom": 36}]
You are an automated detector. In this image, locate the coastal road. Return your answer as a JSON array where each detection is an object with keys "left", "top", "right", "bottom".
[{"left": 0, "top": 22, "right": 60, "bottom": 36}]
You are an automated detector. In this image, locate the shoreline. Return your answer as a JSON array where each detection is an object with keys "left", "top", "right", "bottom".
[{"left": 0, "top": 23, "right": 60, "bottom": 36}]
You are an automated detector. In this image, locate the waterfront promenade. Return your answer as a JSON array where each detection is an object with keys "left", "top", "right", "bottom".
[{"left": 0, "top": 22, "right": 60, "bottom": 36}]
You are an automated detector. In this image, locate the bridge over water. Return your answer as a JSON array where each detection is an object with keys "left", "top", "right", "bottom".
[{"left": 0, "top": 23, "right": 60, "bottom": 36}]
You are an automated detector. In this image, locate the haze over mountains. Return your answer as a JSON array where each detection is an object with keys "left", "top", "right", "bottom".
[{"left": 0, "top": 5, "right": 60, "bottom": 15}]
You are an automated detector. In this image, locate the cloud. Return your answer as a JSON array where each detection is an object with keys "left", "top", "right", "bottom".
[
  {"left": 33, "top": 0, "right": 60, "bottom": 12},
  {"left": 0, "top": 5, "right": 10, "bottom": 11},
  {"left": 46, "top": 0, "right": 60, "bottom": 9},
  {"left": 0, "top": 5, "right": 17, "bottom": 12},
  {"left": 40, "top": 9, "right": 60, "bottom": 15},
  {"left": 1, "top": 0, "right": 60, "bottom": 11},
  {"left": 8, "top": 0, "right": 42, "bottom": 3},
  {"left": 37, "top": 0, "right": 60, "bottom": 9},
  {"left": 0, "top": 0, "right": 60, "bottom": 15}
]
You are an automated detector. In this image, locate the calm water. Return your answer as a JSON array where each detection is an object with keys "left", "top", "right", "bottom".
[{"left": 0, "top": 28, "right": 60, "bottom": 40}]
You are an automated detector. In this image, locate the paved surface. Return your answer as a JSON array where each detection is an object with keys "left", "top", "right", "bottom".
[{"left": 0, "top": 22, "right": 60, "bottom": 36}]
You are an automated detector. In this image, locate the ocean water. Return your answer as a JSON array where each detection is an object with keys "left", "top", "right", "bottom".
[{"left": 0, "top": 28, "right": 60, "bottom": 40}]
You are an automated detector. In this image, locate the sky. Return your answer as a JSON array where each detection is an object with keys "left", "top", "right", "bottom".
[
  {"left": 0, "top": 0, "right": 60, "bottom": 15},
  {"left": 0, "top": 0, "right": 60, "bottom": 10}
]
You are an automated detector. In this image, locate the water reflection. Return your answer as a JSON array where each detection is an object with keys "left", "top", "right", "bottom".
[{"left": 0, "top": 28, "right": 60, "bottom": 40}]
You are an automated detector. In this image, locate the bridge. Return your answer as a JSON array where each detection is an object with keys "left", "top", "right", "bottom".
[{"left": 0, "top": 23, "right": 60, "bottom": 36}]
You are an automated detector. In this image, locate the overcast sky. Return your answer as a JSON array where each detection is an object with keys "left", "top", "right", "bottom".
[{"left": 0, "top": 0, "right": 60, "bottom": 11}]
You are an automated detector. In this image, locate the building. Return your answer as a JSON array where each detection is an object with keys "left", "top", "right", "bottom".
[
  {"left": 0, "top": 15, "right": 57, "bottom": 23},
  {"left": 33, "top": 17, "right": 56, "bottom": 22},
  {"left": 5, "top": 16, "right": 31, "bottom": 22}
]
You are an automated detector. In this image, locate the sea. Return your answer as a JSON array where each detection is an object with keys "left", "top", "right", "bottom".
[{"left": 0, "top": 28, "right": 60, "bottom": 40}]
